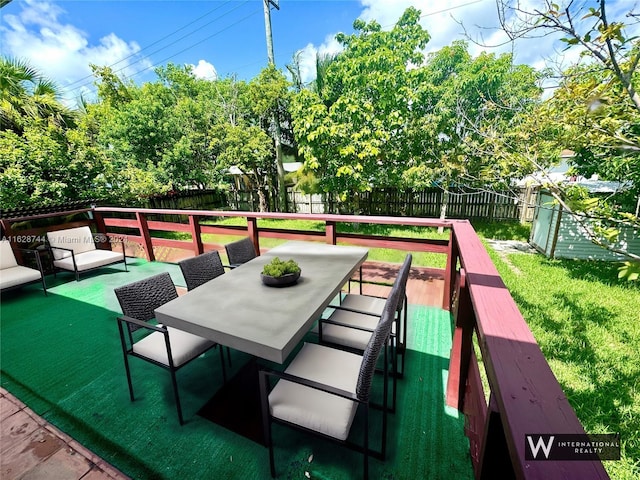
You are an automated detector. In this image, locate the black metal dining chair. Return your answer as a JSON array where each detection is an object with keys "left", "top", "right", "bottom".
[
  {"left": 224, "top": 237, "right": 257, "bottom": 268},
  {"left": 259, "top": 280, "right": 401, "bottom": 479},
  {"left": 178, "top": 250, "right": 232, "bottom": 365},
  {"left": 114, "top": 272, "right": 226, "bottom": 425},
  {"left": 178, "top": 250, "right": 225, "bottom": 291},
  {"left": 318, "top": 254, "right": 412, "bottom": 412}
]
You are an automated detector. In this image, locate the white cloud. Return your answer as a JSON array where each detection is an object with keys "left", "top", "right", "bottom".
[
  {"left": 191, "top": 60, "right": 218, "bottom": 81},
  {"left": 296, "top": 33, "right": 345, "bottom": 84},
  {"left": 356, "top": 0, "right": 635, "bottom": 72},
  {"left": 0, "top": 0, "right": 151, "bottom": 104}
]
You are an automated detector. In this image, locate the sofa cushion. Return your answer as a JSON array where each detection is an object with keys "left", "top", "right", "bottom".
[
  {"left": 0, "top": 240, "right": 18, "bottom": 270},
  {"left": 0, "top": 265, "right": 42, "bottom": 290},
  {"left": 53, "top": 250, "right": 123, "bottom": 272},
  {"left": 47, "top": 226, "right": 96, "bottom": 260}
]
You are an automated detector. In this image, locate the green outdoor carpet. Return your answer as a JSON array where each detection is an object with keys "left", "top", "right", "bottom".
[{"left": 0, "top": 258, "right": 473, "bottom": 479}]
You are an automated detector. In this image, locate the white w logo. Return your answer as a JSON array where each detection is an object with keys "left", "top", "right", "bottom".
[{"left": 527, "top": 435, "right": 555, "bottom": 459}]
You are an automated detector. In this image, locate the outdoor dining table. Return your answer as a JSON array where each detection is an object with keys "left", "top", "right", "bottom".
[
  {"left": 154, "top": 241, "right": 368, "bottom": 443},
  {"left": 155, "top": 240, "right": 369, "bottom": 364}
]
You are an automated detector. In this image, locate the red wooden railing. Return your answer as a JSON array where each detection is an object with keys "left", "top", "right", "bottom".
[{"left": 0, "top": 207, "right": 609, "bottom": 480}]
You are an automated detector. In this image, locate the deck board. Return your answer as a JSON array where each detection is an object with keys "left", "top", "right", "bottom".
[{"left": 357, "top": 261, "right": 445, "bottom": 307}]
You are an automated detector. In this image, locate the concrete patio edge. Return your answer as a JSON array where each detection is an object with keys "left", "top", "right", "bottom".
[{"left": 0, "top": 387, "right": 131, "bottom": 480}]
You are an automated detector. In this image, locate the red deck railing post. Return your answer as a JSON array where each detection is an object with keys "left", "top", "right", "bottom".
[
  {"left": 446, "top": 269, "right": 474, "bottom": 410},
  {"left": 326, "top": 221, "right": 337, "bottom": 245},
  {"left": 136, "top": 212, "right": 155, "bottom": 262},
  {"left": 443, "top": 229, "right": 458, "bottom": 310},
  {"left": 189, "top": 215, "right": 203, "bottom": 256},
  {"left": 247, "top": 216, "right": 259, "bottom": 255}
]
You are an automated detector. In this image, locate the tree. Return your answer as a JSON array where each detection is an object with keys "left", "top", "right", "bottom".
[
  {"left": 493, "top": 0, "right": 640, "bottom": 279},
  {"left": 0, "top": 58, "right": 106, "bottom": 208},
  {"left": 92, "top": 63, "right": 224, "bottom": 202},
  {"left": 291, "top": 7, "right": 431, "bottom": 208},
  {"left": 248, "top": 65, "right": 291, "bottom": 211},
  {"left": 497, "top": 0, "right": 639, "bottom": 112},
  {"left": 209, "top": 123, "right": 273, "bottom": 212},
  {"left": 403, "top": 41, "right": 543, "bottom": 188},
  {"left": 0, "top": 57, "right": 75, "bottom": 134}
]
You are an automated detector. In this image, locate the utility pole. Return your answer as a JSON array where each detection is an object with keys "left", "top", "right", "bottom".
[
  {"left": 263, "top": 0, "right": 278, "bottom": 64},
  {"left": 262, "top": 0, "right": 288, "bottom": 212}
]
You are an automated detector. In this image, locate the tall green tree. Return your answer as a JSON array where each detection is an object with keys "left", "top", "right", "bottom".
[
  {"left": 248, "top": 65, "right": 291, "bottom": 211},
  {"left": 92, "top": 64, "right": 223, "bottom": 202},
  {"left": 494, "top": 0, "right": 640, "bottom": 279},
  {"left": 291, "top": 9, "right": 541, "bottom": 212},
  {"left": 0, "top": 57, "right": 75, "bottom": 134},
  {"left": 291, "top": 7, "right": 431, "bottom": 207},
  {"left": 0, "top": 57, "right": 106, "bottom": 208}
]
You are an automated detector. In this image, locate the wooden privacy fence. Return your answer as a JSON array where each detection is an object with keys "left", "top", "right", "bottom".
[{"left": 284, "top": 187, "right": 538, "bottom": 221}]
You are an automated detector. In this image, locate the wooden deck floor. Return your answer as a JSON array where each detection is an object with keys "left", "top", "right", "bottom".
[{"left": 357, "top": 260, "right": 445, "bottom": 307}]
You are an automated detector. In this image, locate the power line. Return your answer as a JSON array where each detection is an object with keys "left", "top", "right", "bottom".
[
  {"left": 61, "top": 0, "right": 239, "bottom": 92},
  {"left": 102, "top": 7, "right": 263, "bottom": 92},
  {"left": 61, "top": 1, "right": 257, "bottom": 100}
]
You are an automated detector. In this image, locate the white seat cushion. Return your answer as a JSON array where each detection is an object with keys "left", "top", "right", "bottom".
[
  {"left": 0, "top": 240, "right": 19, "bottom": 269},
  {"left": 269, "top": 343, "right": 362, "bottom": 441},
  {"left": 0, "top": 265, "right": 42, "bottom": 289},
  {"left": 132, "top": 326, "right": 215, "bottom": 367},
  {"left": 53, "top": 250, "right": 123, "bottom": 272},
  {"left": 321, "top": 309, "right": 379, "bottom": 351},
  {"left": 340, "top": 294, "right": 386, "bottom": 316},
  {"left": 47, "top": 226, "right": 96, "bottom": 260}
]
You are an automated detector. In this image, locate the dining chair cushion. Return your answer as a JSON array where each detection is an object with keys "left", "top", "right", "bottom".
[
  {"left": 321, "top": 309, "right": 377, "bottom": 351},
  {"left": 132, "top": 326, "right": 216, "bottom": 368},
  {"left": 340, "top": 294, "right": 387, "bottom": 316},
  {"left": 268, "top": 342, "right": 361, "bottom": 441},
  {"left": 321, "top": 309, "right": 397, "bottom": 352},
  {"left": 53, "top": 249, "right": 124, "bottom": 272}
]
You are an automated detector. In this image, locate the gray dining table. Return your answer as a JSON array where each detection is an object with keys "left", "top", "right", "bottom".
[{"left": 155, "top": 240, "right": 368, "bottom": 364}]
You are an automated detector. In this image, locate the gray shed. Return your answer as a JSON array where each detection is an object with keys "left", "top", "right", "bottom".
[{"left": 530, "top": 185, "right": 640, "bottom": 261}]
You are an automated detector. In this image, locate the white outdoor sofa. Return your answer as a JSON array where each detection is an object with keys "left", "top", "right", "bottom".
[
  {"left": 46, "top": 226, "right": 127, "bottom": 281},
  {"left": 0, "top": 240, "right": 47, "bottom": 295}
]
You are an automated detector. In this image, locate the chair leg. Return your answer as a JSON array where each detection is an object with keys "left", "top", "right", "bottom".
[
  {"left": 117, "top": 322, "right": 135, "bottom": 402},
  {"left": 259, "top": 372, "right": 276, "bottom": 478},
  {"left": 363, "top": 403, "right": 369, "bottom": 480},
  {"left": 399, "top": 296, "right": 408, "bottom": 377},
  {"left": 218, "top": 346, "right": 227, "bottom": 384},
  {"left": 169, "top": 369, "right": 184, "bottom": 425},
  {"left": 391, "top": 336, "right": 397, "bottom": 414},
  {"left": 226, "top": 346, "right": 232, "bottom": 367},
  {"left": 123, "top": 355, "right": 135, "bottom": 402}
]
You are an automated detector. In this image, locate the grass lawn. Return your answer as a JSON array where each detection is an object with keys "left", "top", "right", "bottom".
[
  {"left": 156, "top": 217, "right": 639, "bottom": 478},
  {"left": 476, "top": 222, "right": 639, "bottom": 480}
]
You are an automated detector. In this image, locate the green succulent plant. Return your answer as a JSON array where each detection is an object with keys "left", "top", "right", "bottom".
[{"left": 261, "top": 257, "right": 300, "bottom": 277}]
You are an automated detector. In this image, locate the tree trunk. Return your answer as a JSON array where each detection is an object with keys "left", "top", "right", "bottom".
[
  {"left": 438, "top": 188, "right": 449, "bottom": 234},
  {"left": 273, "top": 117, "right": 288, "bottom": 212}
]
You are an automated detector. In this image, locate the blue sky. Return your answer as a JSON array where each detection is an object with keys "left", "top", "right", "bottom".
[{"left": 1, "top": 0, "right": 636, "bottom": 105}]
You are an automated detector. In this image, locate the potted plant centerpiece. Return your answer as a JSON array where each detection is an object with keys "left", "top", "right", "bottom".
[{"left": 261, "top": 257, "right": 301, "bottom": 287}]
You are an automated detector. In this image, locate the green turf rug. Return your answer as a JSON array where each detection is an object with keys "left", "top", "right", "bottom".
[{"left": 1, "top": 258, "right": 473, "bottom": 479}]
